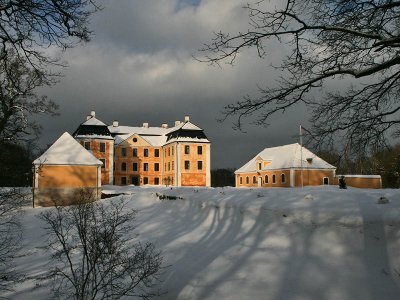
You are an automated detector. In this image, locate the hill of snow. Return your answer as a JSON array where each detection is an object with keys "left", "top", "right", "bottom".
[{"left": 5, "top": 186, "right": 400, "bottom": 299}]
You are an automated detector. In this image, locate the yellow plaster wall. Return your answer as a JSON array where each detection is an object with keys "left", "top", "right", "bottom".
[
  {"left": 37, "top": 165, "right": 98, "bottom": 188},
  {"left": 179, "top": 143, "right": 207, "bottom": 186},
  {"left": 294, "top": 169, "right": 335, "bottom": 187}
]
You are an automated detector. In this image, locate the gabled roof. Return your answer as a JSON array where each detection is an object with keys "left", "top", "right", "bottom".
[
  {"left": 33, "top": 132, "right": 103, "bottom": 166},
  {"left": 235, "top": 143, "right": 335, "bottom": 173}
]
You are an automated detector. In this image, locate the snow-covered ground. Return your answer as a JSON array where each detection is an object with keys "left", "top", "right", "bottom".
[{"left": 5, "top": 185, "right": 400, "bottom": 299}]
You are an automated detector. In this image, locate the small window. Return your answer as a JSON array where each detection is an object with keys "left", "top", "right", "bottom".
[
  {"left": 154, "top": 163, "right": 159, "bottom": 171},
  {"left": 323, "top": 177, "right": 329, "bottom": 185},
  {"left": 168, "top": 148, "right": 170, "bottom": 156},
  {"left": 132, "top": 163, "right": 138, "bottom": 172},
  {"left": 281, "top": 173, "right": 286, "bottom": 183},
  {"left": 143, "top": 163, "right": 148, "bottom": 171},
  {"left": 121, "top": 148, "right": 126, "bottom": 157},
  {"left": 168, "top": 162, "right": 171, "bottom": 171},
  {"left": 172, "top": 161, "right": 174, "bottom": 170},
  {"left": 172, "top": 147, "right": 174, "bottom": 156},
  {"left": 143, "top": 177, "right": 148, "bottom": 185},
  {"left": 154, "top": 177, "right": 159, "bottom": 185},
  {"left": 121, "top": 162, "right": 126, "bottom": 171},
  {"left": 197, "top": 146, "right": 202, "bottom": 155},
  {"left": 144, "top": 149, "right": 149, "bottom": 157},
  {"left": 99, "top": 142, "right": 106, "bottom": 153},
  {"left": 184, "top": 160, "right": 190, "bottom": 170},
  {"left": 265, "top": 175, "right": 269, "bottom": 183},
  {"left": 185, "top": 145, "right": 190, "bottom": 154},
  {"left": 132, "top": 137, "right": 137, "bottom": 143},
  {"left": 272, "top": 174, "right": 276, "bottom": 184},
  {"left": 246, "top": 176, "right": 249, "bottom": 184},
  {"left": 132, "top": 148, "right": 138, "bottom": 157},
  {"left": 197, "top": 161, "right": 203, "bottom": 170},
  {"left": 121, "top": 177, "right": 127, "bottom": 185},
  {"left": 240, "top": 177, "right": 243, "bottom": 184},
  {"left": 258, "top": 162, "right": 262, "bottom": 170},
  {"left": 154, "top": 149, "right": 159, "bottom": 157},
  {"left": 84, "top": 142, "right": 91, "bottom": 150},
  {"left": 253, "top": 176, "right": 257, "bottom": 184},
  {"left": 100, "top": 159, "right": 105, "bottom": 169}
]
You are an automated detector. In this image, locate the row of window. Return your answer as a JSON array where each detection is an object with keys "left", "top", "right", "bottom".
[
  {"left": 121, "top": 147, "right": 159, "bottom": 158},
  {"left": 239, "top": 174, "right": 286, "bottom": 185},
  {"left": 120, "top": 176, "right": 174, "bottom": 185},
  {"left": 119, "top": 161, "right": 204, "bottom": 172},
  {"left": 84, "top": 141, "right": 106, "bottom": 153},
  {"left": 184, "top": 145, "right": 203, "bottom": 155}
]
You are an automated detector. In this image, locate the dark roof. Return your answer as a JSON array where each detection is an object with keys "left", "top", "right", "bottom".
[
  {"left": 73, "top": 124, "right": 112, "bottom": 138},
  {"left": 166, "top": 128, "right": 208, "bottom": 142}
]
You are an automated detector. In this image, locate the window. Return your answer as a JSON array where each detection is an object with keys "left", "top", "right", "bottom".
[
  {"left": 172, "top": 161, "right": 174, "bottom": 170},
  {"left": 132, "top": 137, "right": 137, "bottom": 143},
  {"left": 144, "top": 148, "right": 149, "bottom": 157},
  {"left": 185, "top": 145, "right": 190, "bottom": 154},
  {"left": 272, "top": 174, "right": 276, "bottom": 184},
  {"left": 84, "top": 142, "right": 91, "bottom": 150},
  {"left": 168, "top": 148, "right": 170, "bottom": 156},
  {"left": 240, "top": 177, "right": 243, "bottom": 184},
  {"left": 143, "top": 177, "right": 148, "bottom": 184},
  {"left": 99, "top": 142, "right": 106, "bottom": 153},
  {"left": 143, "top": 163, "right": 148, "bottom": 171},
  {"left": 197, "top": 146, "right": 202, "bottom": 155},
  {"left": 265, "top": 175, "right": 269, "bottom": 184},
  {"left": 258, "top": 163, "right": 262, "bottom": 170},
  {"left": 100, "top": 159, "right": 105, "bottom": 169},
  {"left": 246, "top": 176, "right": 249, "bottom": 184},
  {"left": 121, "top": 148, "right": 126, "bottom": 157},
  {"left": 113, "top": 162, "right": 115, "bottom": 170},
  {"left": 184, "top": 160, "right": 190, "bottom": 170},
  {"left": 154, "top": 149, "right": 159, "bottom": 157},
  {"left": 172, "top": 147, "right": 174, "bottom": 156},
  {"left": 121, "top": 177, "right": 127, "bottom": 185},
  {"left": 197, "top": 161, "right": 203, "bottom": 170},
  {"left": 154, "top": 163, "right": 159, "bottom": 171},
  {"left": 154, "top": 177, "right": 159, "bottom": 185},
  {"left": 253, "top": 176, "right": 257, "bottom": 184},
  {"left": 168, "top": 162, "right": 171, "bottom": 171},
  {"left": 132, "top": 148, "right": 138, "bottom": 157},
  {"left": 281, "top": 173, "right": 286, "bottom": 183},
  {"left": 121, "top": 162, "right": 126, "bottom": 171},
  {"left": 323, "top": 177, "right": 329, "bottom": 185},
  {"left": 132, "top": 163, "right": 138, "bottom": 172}
]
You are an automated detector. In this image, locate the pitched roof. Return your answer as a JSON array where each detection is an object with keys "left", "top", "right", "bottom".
[
  {"left": 235, "top": 143, "right": 335, "bottom": 173},
  {"left": 110, "top": 121, "right": 210, "bottom": 146},
  {"left": 33, "top": 132, "right": 103, "bottom": 166}
]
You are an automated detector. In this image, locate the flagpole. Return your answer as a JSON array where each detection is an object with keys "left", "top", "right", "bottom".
[{"left": 300, "top": 125, "right": 304, "bottom": 188}]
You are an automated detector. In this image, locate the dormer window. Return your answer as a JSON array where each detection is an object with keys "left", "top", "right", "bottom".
[{"left": 258, "top": 162, "right": 262, "bottom": 170}]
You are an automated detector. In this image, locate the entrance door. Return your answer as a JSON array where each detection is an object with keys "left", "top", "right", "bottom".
[
  {"left": 131, "top": 176, "right": 139, "bottom": 186},
  {"left": 258, "top": 177, "right": 263, "bottom": 187}
]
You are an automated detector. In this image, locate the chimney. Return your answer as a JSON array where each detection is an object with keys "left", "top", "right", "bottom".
[
  {"left": 175, "top": 120, "right": 181, "bottom": 126},
  {"left": 184, "top": 115, "right": 190, "bottom": 122},
  {"left": 113, "top": 120, "right": 119, "bottom": 127},
  {"left": 86, "top": 115, "right": 91, "bottom": 121},
  {"left": 161, "top": 123, "right": 168, "bottom": 129},
  {"left": 143, "top": 122, "right": 149, "bottom": 128},
  {"left": 90, "top": 111, "right": 96, "bottom": 117}
]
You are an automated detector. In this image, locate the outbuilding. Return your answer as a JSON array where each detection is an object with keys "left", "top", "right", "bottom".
[{"left": 32, "top": 132, "right": 102, "bottom": 207}]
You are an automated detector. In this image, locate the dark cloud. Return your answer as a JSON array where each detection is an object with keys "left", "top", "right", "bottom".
[{"left": 36, "top": 0, "right": 311, "bottom": 169}]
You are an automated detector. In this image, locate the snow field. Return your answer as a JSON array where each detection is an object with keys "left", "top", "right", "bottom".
[{"left": 5, "top": 185, "right": 400, "bottom": 299}]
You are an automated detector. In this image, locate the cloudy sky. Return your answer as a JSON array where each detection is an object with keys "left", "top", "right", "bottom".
[{"left": 37, "top": 0, "right": 310, "bottom": 169}]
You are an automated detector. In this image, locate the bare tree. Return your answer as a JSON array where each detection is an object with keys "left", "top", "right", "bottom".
[
  {"left": 0, "top": 188, "right": 29, "bottom": 293},
  {"left": 40, "top": 192, "right": 163, "bottom": 300},
  {"left": 200, "top": 0, "right": 400, "bottom": 154}
]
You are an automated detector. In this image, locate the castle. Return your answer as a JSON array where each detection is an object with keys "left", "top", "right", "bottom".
[{"left": 72, "top": 111, "right": 211, "bottom": 187}]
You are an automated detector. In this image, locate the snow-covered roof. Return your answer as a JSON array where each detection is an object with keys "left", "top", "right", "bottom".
[
  {"left": 235, "top": 143, "right": 335, "bottom": 173},
  {"left": 111, "top": 121, "right": 210, "bottom": 146},
  {"left": 81, "top": 116, "right": 106, "bottom": 126},
  {"left": 33, "top": 132, "right": 103, "bottom": 166}
]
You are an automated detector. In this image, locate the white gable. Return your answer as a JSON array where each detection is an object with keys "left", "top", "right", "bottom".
[
  {"left": 33, "top": 132, "right": 102, "bottom": 166},
  {"left": 82, "top": 117, "right": 107, "bottom": 126},
  {"left": 235, "top": 143, "right": 335, "bottom": 173}
]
